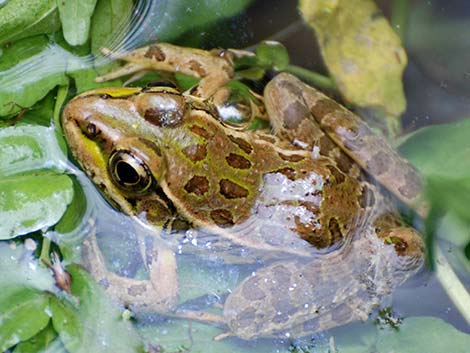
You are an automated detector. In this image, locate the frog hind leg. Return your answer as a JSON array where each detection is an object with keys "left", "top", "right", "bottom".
[
  {"left": 222, "top": 257, "right": 372, "bottom": 340},
  {"left": 81, "top": 233, "right": 178, "bottom": 312},
  {"left": 222, "top": 215, "right": 424, "bottom": 340},
  {"left": 96, "top": 43, "right": 234, "bottom": 98},
  {"left": 264, "top": 73, "right": 423, "bottom": 211}
]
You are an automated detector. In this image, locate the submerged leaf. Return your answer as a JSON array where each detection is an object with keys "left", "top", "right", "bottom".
[
  {"left": 376, "top": 316, "right": 470, "bottom": 353},
  {"left": 0, "top": 289, "right": 51, "bottom": 351},
  {"left": 90, "top": 0, "right": 133, "bottom": 55},
  {"left": 13, "top": 324, "right": 63, "bottom": 353},
  {"left": 0, "top": 38, "right": 74, "bottom": 117},
  {"left": 58, "top": 0, "right": 98, "bottom": 46},
  {"left": 0, "top": 0, "right": 60, "bottom": 46},
  {"left": 52, "top": 265, "right": 142, "bottom": 353},
  {"left": 299, "top": 0, "right": 407, "bottom": 117}
]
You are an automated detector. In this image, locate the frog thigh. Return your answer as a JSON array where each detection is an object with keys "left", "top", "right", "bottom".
[{"left": 223, "top": 258, "right": 370, "bottom": 339}]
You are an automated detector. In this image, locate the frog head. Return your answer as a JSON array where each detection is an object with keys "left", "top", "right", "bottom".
[{"left": 62, "top": 86, "right": 188, "bottom": 226}]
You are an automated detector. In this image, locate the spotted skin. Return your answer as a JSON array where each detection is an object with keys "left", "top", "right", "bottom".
[
  {"left": 265, "top": 73, "right": 424, "bottom": 212},
  {"left": 62, "top": 44, "right": 425, "bottom": 340}
]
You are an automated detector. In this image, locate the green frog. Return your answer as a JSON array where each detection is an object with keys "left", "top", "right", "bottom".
[{"left": 61, "top": 43, "right": 424, "bottom": 340}]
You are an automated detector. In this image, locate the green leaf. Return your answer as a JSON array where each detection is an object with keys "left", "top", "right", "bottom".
[
  {"left": 58, "top": 0, "right": 98, "bottom": 46},
  {"left": 0, "top": 125, "right": 68, "bottom": 177},
  {"left": 54, "top": 176, "right": 87, "bottom": 234},
  {"left": 16, "top": 92, "right": 56, "bottom": 127},
  {"left": 90, "top": 0, "right": 133, "bottom": 55},
  {"left": 256, "top": 41, "right": 289, "bottom": 71},
  {"left": 376, "top": 316, "right": 470, "bottom": 353},
  {"left": 400, "top": 119, "right": 470, "bottom": 222},
  {"left": 52, "top": 265, "right": 142, "bottom": 353},
  {"left": 399, "top": 119, "right": 470, "bottom": 181},
  {"left": 299, "top": 0, "right": 407, "bottom": 117},
  {"left": 50, "top": 296, "right": 83, "bottom": 353},
  {"left": 13, "top": 323, "right": 63, "bottom": 353},
  {"left": 0, "top": 243, "right": 57, "bottom": 350},
  {"left": 0, "top": 171, "right": 74, "bottom": 238},
  {"left": 0, "top": 0, "right": 60, "bottom": 46},
  {"left": 0, "top": 35, "right": 49, "bottom": 71},
  {"left": 147, "top": 0, "right": 254, "bottom": 42},
  {"left": 0, "top": 289, "right": 51, "bottom": 351},
  {"left": 0, "top": 38, "right": 71, "bottom": 117}
]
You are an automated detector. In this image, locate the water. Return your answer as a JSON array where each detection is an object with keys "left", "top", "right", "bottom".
[{"left": 4, "top": 0, "right": 470, "bottom": 351}]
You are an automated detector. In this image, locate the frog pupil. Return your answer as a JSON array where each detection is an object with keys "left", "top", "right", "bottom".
[{"left": 115, "top": 160, "right": 140, "bottom": 185}]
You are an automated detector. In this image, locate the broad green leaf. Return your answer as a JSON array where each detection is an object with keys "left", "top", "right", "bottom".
[
  {"left": 299, "top": 0, "right": 407, "bottom": 117},
  {"left": 376, "top": 316, "right": 470, "bottom": 353},
  {"left": 0, "top": 125, "right": 68, "bottom": 176},
  {"left": 400, "top": 119, "right": 470, "bottom": 223},
  {"left": 256, "top": 41, "right": 289, "bottom": 71},
  {"left": 52, "top": 265, "right": 142, "bottom": 353},
  {"left": 0, "top": 243, "right": 56, "bottom": 351},
  {"left": 58, "top": 0, "right": 98, "bottom": 46},
  {"left": 0, "top": 0, "right": 60, "bottom": 46},
  {"left": 15, "top": 92, "right": 56, "bottom": 127},
  {"left": 0, "top": 289, "right": 51, "bottom": 351},
  {"left": 0, "top": 39, "right": 76, "bottom": 117},
  {"left": 90, "top": 0, "right": 133, "bottom": 54},
  {"left": 13, "top": 324, "right": 63, "bottom": 353},
  {"left": 400, "top": 119, "right": 470, "bottom": 180},
  {"left": 0, "top": 171, "right": 74, "bottom": 238},
  {"left": 0, "top": 36, "right": 49, "bottom": 71}
]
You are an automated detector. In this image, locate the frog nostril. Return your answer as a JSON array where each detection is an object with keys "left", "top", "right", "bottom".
[{"left": 86, "top": 123, "right": 98, "bottom": 137}]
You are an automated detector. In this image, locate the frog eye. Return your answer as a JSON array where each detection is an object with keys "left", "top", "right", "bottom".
[{"left": 108, "top": 150, "right": 153, "bottom": 193}]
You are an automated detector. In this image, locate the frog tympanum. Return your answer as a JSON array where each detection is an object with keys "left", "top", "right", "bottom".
[{"left": 61, "top": 43, "right": 424, "bottom": 340}]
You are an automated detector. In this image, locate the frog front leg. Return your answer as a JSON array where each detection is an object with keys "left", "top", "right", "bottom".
[
  {"left": 97, "top": 43, "right": 235, "bottom": 98},
  {"left": 81, "top": 232, "right": 178, "bottom": 312}
]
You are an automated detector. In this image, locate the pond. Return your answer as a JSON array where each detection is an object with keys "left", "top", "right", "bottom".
[{"left": 0, "top": 0, "right": 469, "bottom": 352}]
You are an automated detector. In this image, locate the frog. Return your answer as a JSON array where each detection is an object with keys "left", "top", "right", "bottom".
[{"left": 61, "top": 42, "right": 425, "bottom": 340}]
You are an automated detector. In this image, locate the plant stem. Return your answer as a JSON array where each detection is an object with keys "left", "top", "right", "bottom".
[
  {"left": 391, "top": 0, "right": 409, "bottom": 42},
  {"left": 284, "top": 65, "right": 337, "bottom": 92},
  {"left": 435, "top": 245, "right": 470, "bottom": 325},
  {"left": 39, "top": 237, "right": 51, "bottom": 265}
]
